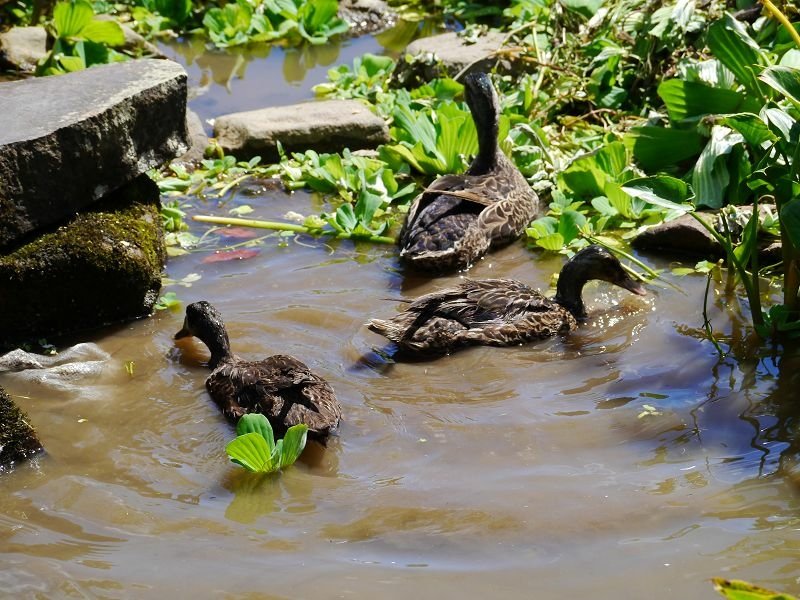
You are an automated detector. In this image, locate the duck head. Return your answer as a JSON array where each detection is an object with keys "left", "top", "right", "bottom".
[
  {"left": 463, "top": 71, "right": 500, "bottom": 172},
  {"left": 554, "top": 245, "right": 646, "bottom": 319},
  {"left": 175, "top": 301, "right": 233, "bottom": 368}
]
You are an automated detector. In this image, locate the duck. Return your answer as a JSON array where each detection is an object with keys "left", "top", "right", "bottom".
[
  {"left": 174, "top": 301, "right": 341, "bottom": 442},
  {"left": 368, "top": 245, "right": 646, "bottom": 355},
  {"left": 397, "top": 71, "right": 541, "bottom": 272}
]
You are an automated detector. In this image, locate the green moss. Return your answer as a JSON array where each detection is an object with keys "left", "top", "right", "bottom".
[
  {"left": 0, "top": 385, "right": 43, "bottom": 472},
  {"left": 0, "top": 174, "right": 165, "bottom": 347}
]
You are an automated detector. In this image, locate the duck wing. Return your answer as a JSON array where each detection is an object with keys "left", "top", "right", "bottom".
[{"left": 209, "top": 355, "right": 341, "bottom": 439}]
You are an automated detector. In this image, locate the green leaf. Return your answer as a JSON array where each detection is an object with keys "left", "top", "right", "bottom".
[
  {"left": 622, "top": 176, "right": 693, "bottom": 212},
  {"left": 692, "top": 125, "right": 744, "bottom": 209},
  {"left": 560, "top": 0, "right": 603, "bottom": 18},
  {"left": 657, "top": 79, "right": 748, "bottom": 121},
  {"left": 733, "top": 206, "right": 758, "bottom": 265},
  {"left": 80, "top": 19, "right": 125, "bottom": 45},
  {"left": 225, "top": 432, "right": 278, "bottom": 473},
  {"left": 722, "top": 113, "right": 778, "bottom": 148},
  {"left": 558, "top": 209, "right": 587, "bottom": 244},
  {"left": 235, "top": 413, "right": 276, "bottom": 455},
  {"left": 706, "top": 13, "right": 767, "bottom": 98},
  {"left": 624, "top": 126, "right": 704, "bottom": 171},
  {"left": 781, "top": 198, "right": 800, "bottom": 251},
  {"left": 712, "top": 577, "right": 799, "bottom": 600},
  {"left": 759, "top": 66, "right": 800, "bottom": 105},
  {"left": 53, "top": 0, "right": 93, "bottom": 38},
  {"left": 536, "top": 232, "right": 565, "bottom": 251},
  {"left": 279, "top": 424, "right": 308, "bottom": 468}
]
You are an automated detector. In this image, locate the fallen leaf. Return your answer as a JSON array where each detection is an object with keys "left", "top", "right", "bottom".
[
  {"left": 202, "top": 249, "right": 260, "bottom": 263},
  {"left": 213, "top": 227, "right": 258, "bottom": 239}
]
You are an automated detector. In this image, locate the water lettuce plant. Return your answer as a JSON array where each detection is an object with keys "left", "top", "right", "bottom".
[
  {"left": 37, "top": 0, "right": 127, "bottom": 76},
  {"left": 201, "top": 0, "right": 348, "bottom": 48},
  {"left": 226, "top": 413, "right": 308, "bottom": 473},
  {"left": 713, "top": 577, "right": 798, "bottom": 600}
]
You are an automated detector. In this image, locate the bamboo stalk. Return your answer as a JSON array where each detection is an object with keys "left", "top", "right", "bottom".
[{"left": 193, "top": 215, "right": 396, "bottom": 244}]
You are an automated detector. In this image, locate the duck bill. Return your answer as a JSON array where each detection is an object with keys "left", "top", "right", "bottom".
[
  {"left": 174, "top": 319, "right": 191, "bottom": 340},
  {"left": 618, "top": 277, "right": 647, "bottom": 296}
]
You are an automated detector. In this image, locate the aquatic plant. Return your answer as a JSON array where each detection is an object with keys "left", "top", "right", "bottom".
[
  {"left": 36, "top": 0, "right": 127, "bottom": 76},
  {"left": 200, "top": 0, "right": 348, "bottom": 48},
  {"left": 225, "top": 413, "right": 308, "bottom": 474},
  {"left": 713, "top": 577, "right": 798, "bottom": 600}
]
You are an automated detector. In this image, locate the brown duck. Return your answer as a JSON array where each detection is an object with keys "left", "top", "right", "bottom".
[
  {"left": 398, "top": 71, "right": 540, "bottom": 272},
  {"left": 369, "top": 245, "right": 646, "bottom": 355},
  {"left": 175, "top": 301, "right": 341, "bottom": 442}
]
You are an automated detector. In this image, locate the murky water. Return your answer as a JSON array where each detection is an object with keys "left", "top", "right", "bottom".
[{"left": 4, "top": 29, "right": 800, "bottom": 600}]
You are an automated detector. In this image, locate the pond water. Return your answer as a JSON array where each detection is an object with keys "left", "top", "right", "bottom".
[{"left": 3, "top": 27, "right": 800, "bottom": 600}]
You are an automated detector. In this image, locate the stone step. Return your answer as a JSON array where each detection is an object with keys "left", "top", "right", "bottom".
[
  {"left": 213, "top": 99, "right": 389, "bottom": 160},
  {"left": 0, "top": 58, "right": 188, "bottom": 249}
]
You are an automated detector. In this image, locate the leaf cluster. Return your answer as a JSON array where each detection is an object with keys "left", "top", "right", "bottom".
[{"left": 225, "top": 413, "right": 308, "bottom": 474}]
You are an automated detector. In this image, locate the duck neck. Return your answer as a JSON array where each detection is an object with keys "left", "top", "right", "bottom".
[
  {"left": 203, "top": 330, "right": 233, "bottom": 370},
  {"left": 554, "top": 261, "right": 590, "bottom": 319},
  {"left": 470, "top": 109, "right": 500, "bottom": 174}
]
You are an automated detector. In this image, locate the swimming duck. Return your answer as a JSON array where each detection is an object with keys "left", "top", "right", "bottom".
[
  {"left": 398, "top": 71, "right": 541, "bottom": 272},
  {"left": 368, "top": 245, "right": 646, "bottom": 355},
  {"left": 175, "top": 301, "right": 341, "bottom": 442}
]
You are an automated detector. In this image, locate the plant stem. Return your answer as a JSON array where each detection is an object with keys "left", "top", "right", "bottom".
[
  {"left": 193, "top": 215, "right": 397, "bottom": 244},
  {"left": 703, "top": 271, "right": 727, "bottom": 358},
  {"left": 760, "top": 0, "right": 800, "bottom": 47}
]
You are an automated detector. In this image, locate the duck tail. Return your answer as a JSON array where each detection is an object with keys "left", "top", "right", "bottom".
[{"left": 367, "top": 319, "right": 406, "bottom": 343}]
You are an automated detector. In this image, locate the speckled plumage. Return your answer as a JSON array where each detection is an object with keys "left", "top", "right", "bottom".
[
  {"left": 398, "top": 72, "right": 540, "bottom": 272},
  {"left": 369, "top": 245, "right": 647, "bottom": 355},
  {"left": 175, "top": 302, "right": 341, "bottom": 441}
]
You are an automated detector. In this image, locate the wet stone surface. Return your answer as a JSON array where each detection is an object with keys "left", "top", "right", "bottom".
[
  {"left": 0, "top": 175, "right": 165, "bottom": 348},
  {"left": 0, "top": 384, "right": 43, "bottom": 472},
  {"left": 0, "top": 58, "right": 187, "bottom": 248}
]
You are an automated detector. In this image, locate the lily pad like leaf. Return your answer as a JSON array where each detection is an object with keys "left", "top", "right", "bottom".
[
  {"left": 279, "top": 424, "right": 309, "bottom": 468},
  {"left": 236, "top": 413, "right": 276, "bottom": 453},
  {"left": 226, "top": 432, "right": 277, "bottom": 473}
]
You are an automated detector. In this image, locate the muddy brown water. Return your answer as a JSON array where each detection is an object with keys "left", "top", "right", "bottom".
[{"left": 4, "top": 32, "right": 800, "bottom": 599}]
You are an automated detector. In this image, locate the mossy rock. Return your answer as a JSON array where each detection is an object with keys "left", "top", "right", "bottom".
[
  {"left": 0, "top": 385, "right": 43, "bottom": 472},
  {"left": 0, "top": 174, "right": 165, "bottom": 348}
]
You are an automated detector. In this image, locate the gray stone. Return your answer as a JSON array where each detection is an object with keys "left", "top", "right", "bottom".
[
  {"left": 174, "top": 109, "right": 210, "bottom": 166},
  {"left": 214, "top": 99, "right": 389, "bottom": 160},
  {"left": 339, "top": 0, "right": 397, "bottom": 37},
  {"left": 0, "top": 58, "right": 187, "bottom": 249},
  {"left": 0, "top": 174, "right": 165, "bottom": 348},
  {"left": 0, "top": 26, "right": 47, "bottom": 72},
  {"left": 632, "top": 206, "right": 782, "bottom": 261},
  {"left": 632, "top": 213, "right": 721, "bottom": 257},
  {"left": 394, "top": 31, "right": 507, "bottom": 84},
  {"left": 0, "top": 385, "right": 43, "bottom": 472}
]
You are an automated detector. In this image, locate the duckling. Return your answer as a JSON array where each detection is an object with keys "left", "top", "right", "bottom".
[
  {"left": 175, "top": 301, "right": 341, "bottom": 442},
  {"left": 398, "top": 71, "right": 541, "bottom": 272},
  {"left": 368, "top": 245, "right": 646, "bottom": 355}
]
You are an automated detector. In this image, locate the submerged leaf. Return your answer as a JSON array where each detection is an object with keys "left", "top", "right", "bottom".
[
  {"left": 712, "top": 577, "right": 798, "bottom": 600},
  {"left": 202, "top": 249, "right": 260, "bottom": 263}
]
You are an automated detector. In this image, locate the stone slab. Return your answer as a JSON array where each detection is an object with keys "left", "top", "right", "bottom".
[
  {"left": 339, "top": 0, "right": 397, "bottom": 37},
  {"left": 0, "top": 26, "right": 47, "bottom": 72},
  {"left": 0, "top": 58, "right": 187, "bottom": 249},
  {"left": 0, "top": 385, "right": 43, "bottom": 472},
  {"left": 394, "top": 30, "right": 507, "bottom": 84},
  {"left": 214, "top": 99, "right": 389, "bottom": 160},
  {"left": 0, "top": 174, "right": 165, "bottom": 347}
]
